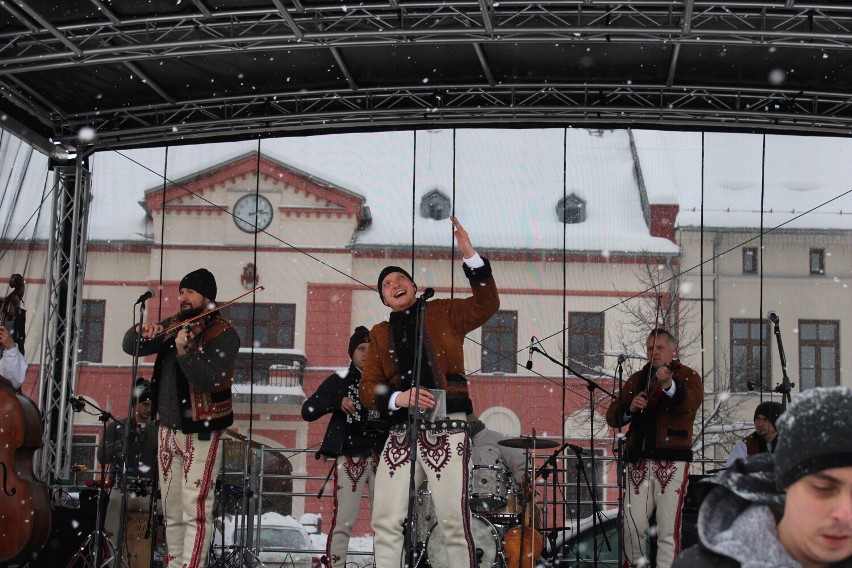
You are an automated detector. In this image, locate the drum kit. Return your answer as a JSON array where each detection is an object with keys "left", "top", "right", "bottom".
[{"left": 415, "top": 434, "right": 558, "bottom": 568}]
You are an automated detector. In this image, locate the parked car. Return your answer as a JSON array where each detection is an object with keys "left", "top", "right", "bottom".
[
  {"left": 544, "top": 500, "right": 702, "bottom": 568},
  {"left": 212, "top": 512, "right": 320, "bottom": 568},
  {"left": 543, "top": 508, "right": 622, "bottom": 567}
]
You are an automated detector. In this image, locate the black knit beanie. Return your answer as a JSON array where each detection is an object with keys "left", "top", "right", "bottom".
[
  {"left": 348, "top": 326, "right": 370, "bottom": 359},
  {"left": 754, "top": 401, "right": 784, "bottom": 428},
  {"left": 376, "top": 265, "right": 415, "bottom": 305},
  {"left": 180, "top": 268, "right": 217, "bottom": 302},
  {"left": 774, "top": 387, "right": 852, "bottom": 489},
  {"left": 132, "top": 378, "right": 152, "bottom": 405}
]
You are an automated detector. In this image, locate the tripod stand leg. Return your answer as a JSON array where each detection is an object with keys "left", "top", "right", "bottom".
[{"left": 66, "top": 531, "right": 130, "bottom": 568}]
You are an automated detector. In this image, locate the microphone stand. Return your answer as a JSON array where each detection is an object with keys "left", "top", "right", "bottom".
[
  {"left": 70, "top": 396, "right": 123, "bottom": 568},
  {"left": 768, "top": 316, "right": 794, "bottom": 409},
  {"left": 614, "top": 355, "right": 625, "bottom": 568},
  {"left": 403, "top": 290, "right": 431, "bottom": 568},
  {"left": 114, "top": 296, "right": 149, "bottom": 568},
  {"left": 529, "top": 346, "right": 615, "bottom": 568}
]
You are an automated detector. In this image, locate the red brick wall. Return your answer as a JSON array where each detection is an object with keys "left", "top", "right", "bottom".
[{"left": 305, "top": 284, "right": 353, "bottom": 368}]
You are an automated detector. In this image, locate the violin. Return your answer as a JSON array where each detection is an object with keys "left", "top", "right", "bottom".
[{"left": 147, "top": 285, "right": 264, "bottom": 342}]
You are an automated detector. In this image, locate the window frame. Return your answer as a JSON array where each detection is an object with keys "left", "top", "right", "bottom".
[
  {"left": 729, "top": 318, "right": 771, "bottom": 392},
  {"left": 481, "top": 310, "right": 518, "bottom": 374},
  {"left": 79, "top": 299, "right": 106, "bottom": 363},
  {"left": 798, "top": 319, "right": 840, "bottom": 389},
  {"left": 809, "top": 248, "right": 825, "bottom": 275},
  {"left": 568, "top": 312, "right": 605, "bottom": 371},
  {"left": 225, "top": 302, "right": 296, "bottom": 349},
  {"left": 742, "top": 247, "right": 758, "bottom": 274}
]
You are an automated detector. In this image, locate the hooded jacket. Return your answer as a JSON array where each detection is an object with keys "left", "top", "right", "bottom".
[{"left": 674, "top": 454, "right": 852, "bottom": 568}]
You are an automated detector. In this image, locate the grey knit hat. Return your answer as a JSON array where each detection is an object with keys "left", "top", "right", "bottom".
[{"left": 774, "top": 386, "right": 852, "bottom": 489}]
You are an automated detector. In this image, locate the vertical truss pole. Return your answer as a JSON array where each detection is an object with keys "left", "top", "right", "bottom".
[{"left": 36, "top": 157, "right": 92, "bottom": 479}]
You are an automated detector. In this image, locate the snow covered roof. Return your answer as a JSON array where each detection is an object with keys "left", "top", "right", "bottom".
[
  {"left": 634, "top": 130, "right": 852, "bottom": 231},
  {"left": 1, "top": 128, "right": 848, "bottom": 256}
]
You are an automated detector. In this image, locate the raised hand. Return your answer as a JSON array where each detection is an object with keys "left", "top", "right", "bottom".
[{"left": 451, "top": 216, "right": 476, "bottom": 259}]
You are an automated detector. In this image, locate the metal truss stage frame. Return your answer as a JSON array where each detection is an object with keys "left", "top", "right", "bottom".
[{"left": 0, "top": 1, "right": 850, "bottom": 154}]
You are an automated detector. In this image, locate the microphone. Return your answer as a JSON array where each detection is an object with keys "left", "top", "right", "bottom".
[
  {"left": 746, "top": 380, "right": 755, "bottom": 391},
  {"left": 135, "top": 289, "right": 154, "bottom": 304},
  {"left": 566, "top": 443, "right": 587, "bottom": 455},
  {"left": 420, "top": 288, "right": 435, "bottom": 301},
  {"left": 525, "top": 336, "right": 536, "bottom": 370},
  {"left": 767, "top": 311, "right": 780, "bottom": 324}
]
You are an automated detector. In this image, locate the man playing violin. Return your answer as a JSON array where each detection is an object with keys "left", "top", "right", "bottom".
[
  {"left": 605, "top": 328, "right": 702, "bottom": 568},
  {"left": 122, "top": 268, "right": 239, "bottom": 568}
]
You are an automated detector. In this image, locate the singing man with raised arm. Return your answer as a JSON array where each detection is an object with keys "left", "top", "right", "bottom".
[{"left": 359, "top": 216, "right": 500, "bottom": 568}]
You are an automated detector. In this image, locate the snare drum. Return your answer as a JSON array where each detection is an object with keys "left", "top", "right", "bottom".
[
  {"left": 469, "top": 464, "right": 509, "bottom": 513},
  {"left": 426, "top": 515, "right": 501, "bottom": 568}
]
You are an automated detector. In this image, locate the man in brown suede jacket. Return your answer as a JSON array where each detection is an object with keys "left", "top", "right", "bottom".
[
  {"left": 605, "top": 328, "right": 702, "bottom": 568},
  {"left": 359, "top": 216, "right": 499, "bottom": 568}
]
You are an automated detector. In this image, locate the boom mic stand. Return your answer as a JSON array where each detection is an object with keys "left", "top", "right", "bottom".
[
  {"left": 112, "top": 293, "right": 151, "bottom": 568},
  {"left": 767, "top": 312, "right": 794, "bottom": 409},
  {"left": 528, "top": 346, "right": 615, "bottom": 568},
  {"left": 68, "top": 396, "right": 128, "bottom": 568},
  {"left": 614, "top": 355, "right": 625, "bottom": 568},
  {"left": 403, "top": 288, "right": 433, "bottom": 568}
]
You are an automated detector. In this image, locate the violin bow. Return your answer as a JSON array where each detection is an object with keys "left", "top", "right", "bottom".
[
  {"left": 643, "top": 293, "right": 663, "bottom": 398},
  {"left": 150, "top": 285, "right": 265, "bottom": 340}
]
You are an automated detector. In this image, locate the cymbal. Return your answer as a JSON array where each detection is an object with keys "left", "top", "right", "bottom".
[{"left": 497, "top": 436, "right": 560, "bottom": 449}]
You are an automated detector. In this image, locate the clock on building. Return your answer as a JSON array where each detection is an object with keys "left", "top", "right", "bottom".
[{"left": 233, "top": 194, "right": 273, "bottom": 233}]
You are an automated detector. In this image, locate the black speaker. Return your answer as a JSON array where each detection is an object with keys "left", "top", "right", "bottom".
[
  {"left": 680, "top": 474, "right": 712, "bottom": 551},
  {"left": 27, "top": 489, "right": 108, "bottom": 568}
]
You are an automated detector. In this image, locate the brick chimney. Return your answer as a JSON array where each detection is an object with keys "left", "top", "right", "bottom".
[{"left": 649, "top": 204, "right": 679, "bottom": 243}]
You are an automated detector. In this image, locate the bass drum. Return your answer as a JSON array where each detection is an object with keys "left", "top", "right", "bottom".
[{"left": 426, "top": 514, "right": 501, "bottom": 568}]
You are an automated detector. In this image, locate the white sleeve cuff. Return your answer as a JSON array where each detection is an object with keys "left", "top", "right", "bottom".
[
  {"left": 463, "top": 252, "right": 484, "bottom": 268},
  {"left": 663, "top": 381, "right": 677, "bottom": 397},
  {"left": 389, "top": 391, "right": 401, "bottom": 411}
]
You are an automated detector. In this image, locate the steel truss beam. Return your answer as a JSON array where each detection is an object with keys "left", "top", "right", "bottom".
[
  {"left": 53, "top": 83, "right": 852, "bottom": 150},
  {"left": 37, "top": 161, "right": 91, "bottom": 479},
  {"left": 1, "top": 1, "right": 852, "bottom": 148}
]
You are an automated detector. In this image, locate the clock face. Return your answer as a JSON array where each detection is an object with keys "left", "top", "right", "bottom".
[{"left": 233, "top": 194, "right": 273, "bottom": 233}]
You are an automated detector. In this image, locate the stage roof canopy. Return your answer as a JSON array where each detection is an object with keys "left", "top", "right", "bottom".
[{"left": 1, "top": 1, "right": 852, "bottom": 154}]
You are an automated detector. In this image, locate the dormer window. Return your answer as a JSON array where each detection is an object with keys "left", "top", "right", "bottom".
[
  {"left": 420, "top": 188, "right": 451, "bottom": 221},
  {"left": 557, "top": 193, "right": 586, "bottom": 224}
]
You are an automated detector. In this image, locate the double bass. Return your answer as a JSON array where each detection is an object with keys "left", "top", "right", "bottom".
[{"left": 0, "top": 376, "right": 51, "bottom": 562}]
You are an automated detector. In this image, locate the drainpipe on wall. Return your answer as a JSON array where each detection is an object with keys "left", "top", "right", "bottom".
[{"left": 713, "top": 231, "right": 721, "bottom": 392}]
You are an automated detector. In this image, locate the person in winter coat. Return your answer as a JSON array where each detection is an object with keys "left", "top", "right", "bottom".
[
  {"left": 675, "top": 387, "right": 852, "bottom": 568},
  {"left": 605, "top": 328, "right": 703, "bottom": 568},
  {"left": 726, "top": 400, "right": 784, "bottom": 468},
  {"left": 302, "top": 326, "right": 387, "bottom": 568}
]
